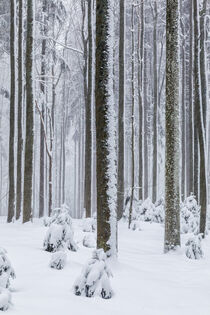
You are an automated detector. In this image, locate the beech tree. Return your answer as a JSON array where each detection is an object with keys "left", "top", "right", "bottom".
[
  {"left": 164, "top": 0, "right": 180, "bottom": 252},
  {"left": 95, "top": 0, "right": 117, "bottom": 255}
]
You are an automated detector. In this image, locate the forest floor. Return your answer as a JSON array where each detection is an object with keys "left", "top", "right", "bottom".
[{"left": 0, "top": 218, "right": 210, "bottom": 315}]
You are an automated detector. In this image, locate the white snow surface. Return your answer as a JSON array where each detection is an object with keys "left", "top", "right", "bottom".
[{"left": 0, "top": 218, "right": 210, "bottom": 315}]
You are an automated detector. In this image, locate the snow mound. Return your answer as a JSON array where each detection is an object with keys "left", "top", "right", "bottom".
[
  {"left": 49, "top": 251, "right": 67, "bottom": 270},
  {"left": 0, "top": 288, "right": 11, "bottom": 311},
  {"left": 74, "top": 249, "right": 113, "bottom": 299},
  {"left": 0, "top": 248, "right": 15, "bottom": 288},
  {"left": 185, "top": 234, "right": 204, "bottom": 260},
  {"left": 83, "top": 234, "right": 96, "bottom": 248}
]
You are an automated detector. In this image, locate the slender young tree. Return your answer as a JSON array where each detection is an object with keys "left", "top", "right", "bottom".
[
  {"left": 95, "top": 0, "right": 117, "bottom": 255},
  {"left": 7, "top": 0, "right": 16, "bottom": 223},
  {"left": 117, "top": 0, "right": 125, "bottom": 220},
  {"left": 84, "top": 0, "right": 93, "bottom": 218},
  {"left": 193, "top": 0, "right": 207, "bottom": 236},
  {"left": 164, "top": 0, "right": 180, "bottom": 252},
  {"left": 16, "top": 0, "right": 23, "bottom": 220},
  {"left": 23, "top": 0, "right": 34, "bottom": 223}
]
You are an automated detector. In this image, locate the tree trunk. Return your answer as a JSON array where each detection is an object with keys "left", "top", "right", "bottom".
[
  {"left": 95, "top": 0, "right": 117, "bottom": 256},
  {"left": 138, "top": 1, "right": 144, "bottom": 201},
  {"left": 143, "top": 48, "right": 148, "bottom": 199},
  {"left": 164, "top": 0, "right": 180, "bottom": 252},
  {"left": 152, "top": 2, "right": 158, "bottom": 204},
  {"left": 193, "top": 0, "right": 207, "bottom": 236},
  {"left": 117, "top": 0, "right": 125, "bottom": 220},
  {"left": 23, "top": 0, "right": 34, "bottom": 223},
  {"left": 8, "top": 0, "right": 16, "bottom": 223},
  {"left": 128, "top": 5, "right": 135, "bottom": 229},
  {"left": 39, "top": 0, "right": 47, "bottom": 218},
  {"left": 84, "top": 0, "right": 92, "bottom": 218}
]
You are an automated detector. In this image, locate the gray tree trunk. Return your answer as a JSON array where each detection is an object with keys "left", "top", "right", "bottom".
[
  {"left": 23, "top": 0, "right": 34, "bottom": 223},
  {"left": 164, "top": 0, "right": 180, "bottom": 252},
  {"left": 8, "top": 0, "right": 16, "bottom": 223},
  {"left": 117, "top": 0, "right": 125, "bottom": 220}
]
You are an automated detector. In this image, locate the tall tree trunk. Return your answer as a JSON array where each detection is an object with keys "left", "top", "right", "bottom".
[
  {"left": 143, "top": 48, "right": 148, "bottom": 199},
  {"left": 95, "top": 0, "right": 117, "bottom": 256},
  {"left": 39, "top": 0, "right": 47, "bottom": 218},
  {"left": 117, "top": 0, "right": 125, "bottom": 220},
  {"left": 193, "top": 0, "right": 207, "bottom": 236},
  {"left": 128, "top": 5, "right": 135, "bottom": 229},
  {"left": 23, "top": 0, "right": 34, "bottom": 223},
  {"left": 138, "top": 1, "right": 144, "bottom": 201},
  {"left": 152, "top": 2, "right": 158, "bottom": 204},
  {"left": 8, "top": 0, "right": 16, "bottom": 223},
  {"left": 84, "top": 0, "right": 92, "bottom": 218},
  {"left": 186, "top": 0, "right": 194, "bottom": 197},
  {"left": 164, "top": 0, "right": 180, "bottom": 252}
]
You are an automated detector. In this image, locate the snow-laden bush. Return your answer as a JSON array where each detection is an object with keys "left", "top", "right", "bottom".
[
  {"left": 44, "top": 204, "right": 72, "bottom": 227},
  {"left": 74, "top": 249, "right": 113, "bottom": 299},
  {"left": 0, "top": 248, "right": 15, "bottom": 289},
  {"left": 185, "top": 234, "right": 203, "bottom": 260},
  {"left": 83, "top": 234, "right": 96, "bottom": 248},
  {"left": 181, "top": 196, "right": 200, "bottom": 234},
  {"left": 43, "top": 223, "right": 78, "bottom": 253},
  {"left": 0, "top": 288, "right": 11, "bottom": 311},
  {"left": 49, "top": 251, "right": 67, "bottom": 270},
  {"left": 82, "top": 215, "right": 96, "bottom": 233}
]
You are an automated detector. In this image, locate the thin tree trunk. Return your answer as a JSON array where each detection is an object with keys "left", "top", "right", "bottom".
[
  {"left": 117, "top": 0, "right": 125, "bottom": 220},
  {"left": 143, "top": 48, "right": 148, "bottom": 199},
  {"left": 8, "top": 0, "right": 16, "bottom": 223},
  {"left": 152, "top": 2, "right": 158, "bottom": 204},
  {"left": 23, "top": 0, "right": 34, "bottom": 223},
  {"left": 164, "top": 0, "right": 180, "bottom": 252},
  {"left": 128, "top": 5, "right": 135, "bottom": 229}
]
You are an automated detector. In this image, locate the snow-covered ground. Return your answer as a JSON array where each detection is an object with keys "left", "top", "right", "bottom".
[{"left": 0, "top": 218, "right": 210, "bottom": 315}]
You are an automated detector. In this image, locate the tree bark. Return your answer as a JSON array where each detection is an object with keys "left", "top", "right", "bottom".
[
  {"left": 96, "top": 0, "right": 117, "bottom": 256},
  {"left": 23, "top": 0, "right": 34, "bottom": 223},
  {"left": 8, "top": 0, "right": 16, "bottom": 223},
  {"left": 117, "top": 0, "right": 125, "bottom": 220},
  {"left": 164, "top": 0, "right": 180, "bottom": 252}
]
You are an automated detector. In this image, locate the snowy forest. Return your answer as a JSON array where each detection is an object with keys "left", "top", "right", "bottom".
[{"left": 0, "top": 0, "right": 209, "bottom": 314}]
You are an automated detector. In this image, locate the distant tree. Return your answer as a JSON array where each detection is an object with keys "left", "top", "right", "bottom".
[{"left": 164, "top": 0, "right": 180, "bottom": 252}]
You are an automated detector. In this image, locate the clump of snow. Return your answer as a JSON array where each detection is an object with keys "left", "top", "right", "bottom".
[
  {"left": 185, "top": 234, "right": 204, "bottom": 260},
  {"left": 124, "top": 197, "right": 164, "bottom": 225},
  {"left": 74, "top": 249, "right": 113, "bottom": 299},
  {"left": 83, "top": 234, "right": 96, "bottom": 248},
  {"left": 181, "top": 195, "right": 200, "bottom": 234},
  {"left": 82, "top": 215, "right": 96, "bottom": 233},
  {"left": 0, "top": 248, "right": 15, "bottom": 288},
  {"left": 43, "top": 222, "right": 78, "bottom": 253},
  {"left": 0, "top": 288, "right": 11, "bottom": 311},
  {"left": 49, "top": 251, "right": 67, "bottom": 270}
]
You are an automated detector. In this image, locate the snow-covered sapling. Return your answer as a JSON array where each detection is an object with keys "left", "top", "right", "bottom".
[
  {"left": 0, "top": 248, "right": 15, "bottom": 289},
  {"left": 181, "top": 195, "right": 200, "bottom": 234},
  {"left": 83, "top": 215, "right": 96, "bottom": 233},
  {"left": 74, "top": 249, "right": 113, "bottom": 299},
  {"left": 0, "top": 288, "right": 11, "bottom": 311},
  {"left": 43, "top": 224, "right": 65, "bottom": 252},
  {"left": 49, "top": 251, "right": 67, "bottom": 270},
  {"left": 185, "top": 234, "right": 204, "bottom": 260},
  {"left": 83, "top": 234, "right": 96, "bottom": 248}
]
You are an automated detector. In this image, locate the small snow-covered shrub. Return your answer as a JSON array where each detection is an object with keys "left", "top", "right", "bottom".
[
  {"left": 83, "top": 234, "right": 96, "bottom": 248},
  {"left": 181, "top": 196, "right": 200, "bottom": 234},
  {"left": 44, "top": 204, "right": 73, "bottom": 227},
  {"left": 49, "top": 251, "right": 67, "bottom": 270},
  {"left": 0, "top": 288, "right": 11, "bottom": 311},
  {"left": 185, "top": 234, "right": 203, "bottom": 260},
  {"left": 43, "top": 223, "right": 78, "bottom": 253},
  {"left": 83, "top": 216, "right": 96, "bottom": 233},
  {"left": 0, "top": 248, "right": 15, "bottom": 289},
  {"left": 74, "top": 249, "right": 113, "bottom": 299}
]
